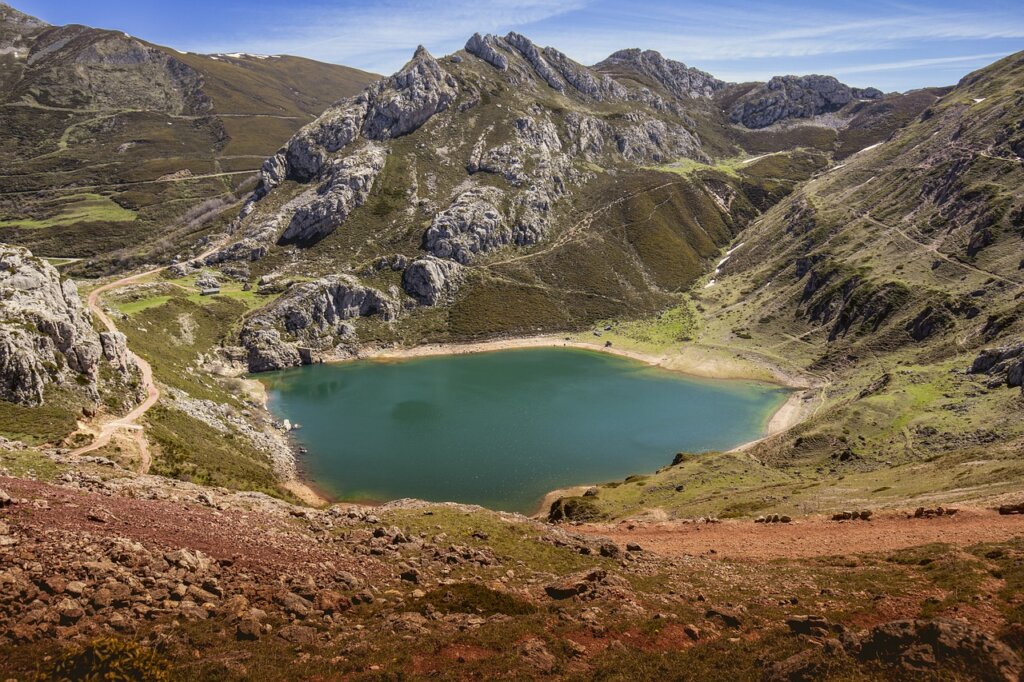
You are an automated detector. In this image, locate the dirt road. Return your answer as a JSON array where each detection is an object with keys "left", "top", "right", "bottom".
[
  {"left": 67, "top": 269, "right": 162, "bottom": 470},
  {"left": 67, "top": 239, "right": 225, "bottom": 470},
  {"left": 578, "top": 508, "right": 1024, "bottom": 560}
]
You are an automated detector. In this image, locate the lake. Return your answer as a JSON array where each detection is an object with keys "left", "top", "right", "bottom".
[{"left": 259, "top": 347, "right": 789, "bottom": 513}]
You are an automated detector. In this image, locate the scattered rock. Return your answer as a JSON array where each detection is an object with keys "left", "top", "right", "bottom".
[
  {"left": 853, "top": 619, "right": 1022, "bottom": 681},
  {"left": 704, "top": 606, "right": 744, "bottom": 629}
]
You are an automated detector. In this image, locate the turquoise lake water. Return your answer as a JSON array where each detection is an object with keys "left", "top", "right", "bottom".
[{"left": 259, "top": 347, "right": 788, "bottom": 513}]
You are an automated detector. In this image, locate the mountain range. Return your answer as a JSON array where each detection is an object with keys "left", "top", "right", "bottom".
[{"left": 1, "top": 3, "right": 1023, "bottom": 679}]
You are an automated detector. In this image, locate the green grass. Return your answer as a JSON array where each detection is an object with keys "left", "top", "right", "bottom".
[
  {"left": 381, "top": 506, "right": 610, "bottom": 576},
  {"left": 582, "top": 299, "right": 699, "bottom": 351},
  {"left": 0, "top": 396, "right": 80, "bottom": 445},
  {"left": 146, "top": 405, "right": 292, "bottom": 499},
  {"left": 115, "top": 295, "right": 174, "bottom": 315},
  {"left": 0, "top": 193, "right": 136, "bottom": 229},
  {"left": 0, "top": 447, "right": 65, "bottom": 480}
]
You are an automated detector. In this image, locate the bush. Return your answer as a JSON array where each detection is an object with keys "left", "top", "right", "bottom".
[
  {"left": 548, "top": 496, "right": 604, "bottom": 522},
  {"left": 44, "top": 637, "right": 171, "bottom": 681}
]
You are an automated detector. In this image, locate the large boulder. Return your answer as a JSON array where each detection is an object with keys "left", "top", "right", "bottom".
[
  {"left": 970, "top": 343, "right": 1024, "bottom": 390},
  {"left": 402, "top": 257, "right": 463, "bottom": 305}
]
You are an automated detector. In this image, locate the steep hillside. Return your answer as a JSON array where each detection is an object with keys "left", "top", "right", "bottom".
[
  {"left": 0, "top": 3, "right": 377, "bottom": 272},
  {"left": 561, "top": 51, "right": 1024, "bottom": 522},
  {"left": 189, "top": 34, "right": 867, "bottom": 372}
]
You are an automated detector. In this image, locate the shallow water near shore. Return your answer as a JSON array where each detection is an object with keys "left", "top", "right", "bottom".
[{"left": 259, "top": 347, "right": 789, "bottom": 514}]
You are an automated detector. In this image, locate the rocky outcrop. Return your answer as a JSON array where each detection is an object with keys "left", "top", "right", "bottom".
[
  {"left": 464, "top": 33, "right": 507, "bottom": 71},
  {"left": 281, "top": 99, "right": 370, "bottom": 183},
  {"left": 969, "top": 343, "right": 1024, "bottom": 391},
  {"left": 279, "top": 145, "right": 387, "bottom": 245},
  {"left": 424, "top": 187, "right": 509, "bottom": 264},
  {"left": 595, "top": 49, "right": 727, "bottom": 99},
  {"left": 362, "top": 46, "right": 458, "bottom": 140},
  {"left": 504, "top": 32, "right": 564, "bottom": 92},
  {"left": 542, "top": 46, "right": 627, "bottom": 100},
  {"left": 0, "top": 245, "right": 104, "bottom": 405},
  {"left": 264, "top": 45, "right": 454, "bottom": 188},
  {"left": 243, "top": 45, "right": 457, "bottom": 242},
  {"left": 239, "top": 328, "right": 304, "bottom": 373},
  {"left": 730, "top": 75, "right": 883, "bottom": 128},
  {"left": 240, "top": 275, "right": 396, "bottom": 371},
  {"left": 852, "top": 619, "right": 1021, "bottom": 681},
  {"left": 402, "top": 257, "right": 463, "bottom": 305},
  {"left": 563, "top": 111, "right": 704, "bottom": 164}
]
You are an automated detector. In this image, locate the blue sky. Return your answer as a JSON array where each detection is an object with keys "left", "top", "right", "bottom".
[{"left": 15, "top": 0, "right": 1024, "bottom": 90}]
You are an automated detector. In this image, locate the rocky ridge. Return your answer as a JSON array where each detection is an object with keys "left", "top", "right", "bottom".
[
  {"left": 729, "top": 75, "right": 884, "bottom": 129},
  {"left": 595, "top": 48, "right": 727, "bottom": 100}
]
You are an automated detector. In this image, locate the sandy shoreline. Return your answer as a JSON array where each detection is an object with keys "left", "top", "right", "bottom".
[{"left": 355, "top": 336, "right": 668, "bottom": 367}]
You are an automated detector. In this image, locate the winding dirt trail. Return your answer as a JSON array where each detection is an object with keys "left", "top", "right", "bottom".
[
  {"left": 67, "top": 240, "right": 226, "bottom": 471},
  {"left": 68, "top": 269, "right": 162, "bottom": 471}
]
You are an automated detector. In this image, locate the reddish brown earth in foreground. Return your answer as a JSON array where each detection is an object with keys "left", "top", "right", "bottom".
[{"left": 579, "top": 509, "right": 1024, "bottom": 560}]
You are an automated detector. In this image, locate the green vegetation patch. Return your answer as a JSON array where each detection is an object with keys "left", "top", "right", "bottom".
[
  {"left": 0, "top": 193, "right": 136, "bottom": 229},
  {"left": 0, "top": 397, "right": 79, "bottom": 445},
  {"left": 146, "top": 405, "right": 287, "bottom": 498},
  {"left": 382, "top": 506, "right": 608, "bottom": 576}
]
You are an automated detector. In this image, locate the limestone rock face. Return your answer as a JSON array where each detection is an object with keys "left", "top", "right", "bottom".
[
  {"left": 236, "top": 44, "right": 457, "bottom": 254},
  {"left": 283, "top": 99, "right": 370, "bottom": 184},
  {"left": 0, "top": 244, "right": 137, "bottom": 405},
  {"left": 464, "top": 33, "right": 508, "bottom": 71},
  {"left": 730, "top": 75, "right": 883, "bottom": 128},
  {"left": 240, "top": 328, "right": 303, "bottom": 373},
  {"left": 542, "top": 46, "right": 627, "bottom": 100},
  {"left": 402, "top": 257, "right": 463, "bottom": 305},
  {"left": 240, "top": 275, "right": 396, "bottom": 371},
  {"left": 595, "top": 49, "right": 727, "bottom": 99},
  {"left": 279, "top": 145, "right": 387, "bottom": 245},
  {"left": 424, "top": 186, "right": 509, "bottom": 264},
  {"left": 362, "top": 46, "right": 458, "bottom": 141},
  {"left": 563, "top": 111, "right": 704, "bottom": 164},
  {"left": 263, "top": 45, "right": 453, "bottom": 189},
  {"left": 504, "top": 32, "right": 564, "bottom": 92}
]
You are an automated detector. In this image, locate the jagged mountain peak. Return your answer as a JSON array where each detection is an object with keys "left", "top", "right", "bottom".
[
  {"left": 0, "top": 1, "right": 48, "bottom": 28},
  {"left": 594, "top": 46, "right": 728, "bottom": 100}
]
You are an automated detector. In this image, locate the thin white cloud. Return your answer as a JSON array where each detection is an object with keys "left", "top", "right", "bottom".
[
  {"left": 171, "top": 0, "right": 1022, "bottom": 89},
  {"left": 828, "top": 52, "right": 1010, "bottom": 75},
  {"left": 180, "top": 0, "right": 588, "bottom": 73}
]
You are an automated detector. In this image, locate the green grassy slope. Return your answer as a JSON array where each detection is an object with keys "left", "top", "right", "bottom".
[
  {"left": 0, "top": 8, "right": 378, "bottom": 272},
  {"left": 563, "top": 52, "right": 1024, "bottom": 521}
]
